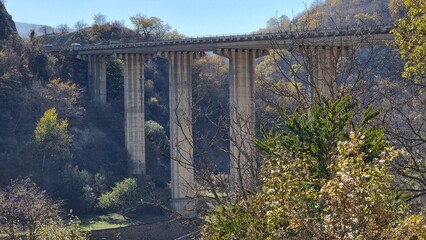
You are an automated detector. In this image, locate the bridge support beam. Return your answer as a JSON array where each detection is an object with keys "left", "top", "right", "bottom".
[
  {"left": 164, "top": 51, "right": 203, "bottom": 217},
  {"left": 116, "top": 53, "right": 147, "bottom": 175},
  {"left": 216, "top": 48, "right": 267, "bottom": 196}
]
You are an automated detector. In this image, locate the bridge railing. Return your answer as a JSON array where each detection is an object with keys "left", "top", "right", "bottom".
[
  {"left": 185, "top": 24, "right": 392, "bottom": 40},
  {"left": 53, "top": 24, "right": 394, "bottom": 52}
]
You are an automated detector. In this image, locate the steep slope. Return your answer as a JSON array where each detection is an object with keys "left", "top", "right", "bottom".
[
  {"left": 298, "top": 0, "right": 394, "bottom": 28},
  {"left": 262, "top": 0, "right": 396, "bottom": 33},
  {"left": 0, "top": 1, "right": 17, "bottom": 40},
  {"left": 41, "top": 24, "right": 138, "bottom": 51}
]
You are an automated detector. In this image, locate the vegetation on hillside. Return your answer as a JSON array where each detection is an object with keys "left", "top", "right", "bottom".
[
  {"left": 0, "top": 1, "right": 168, "bottom": 221},
  {"left": 263, "top": 0, "right": 399, "bottom": 32},
  {"left": 1, "top": 0, "right": 426, "bottom": 237},
  {"left": 0, "top": 178, "right": 86, "bottom": 239},
  {"left": 390, "top": 0, "right": 426, "bottom": 204}
]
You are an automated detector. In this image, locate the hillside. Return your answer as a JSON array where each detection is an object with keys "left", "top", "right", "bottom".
[
  {"left": 302, "top": 0, "right": 394, "bottom": 27},
  {"left": 41, "top": 23, "right": 139, "bottom": 51},
  {"left": 0, "top": 1, "right": 17, "bottom": 39},
  {"left": 263, "top": 0, "right": 396, "bottom": 32}
]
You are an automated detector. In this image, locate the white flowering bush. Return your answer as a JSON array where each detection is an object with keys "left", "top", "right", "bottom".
[
  {"left": 321, "top": 136, "right": 401, "bottom": 239},
  {"left": 201, "top": 97, "right": 426, "bottom": 239},
  {"left": 202, "top": 136, "right": 426, "bottom": 239}
]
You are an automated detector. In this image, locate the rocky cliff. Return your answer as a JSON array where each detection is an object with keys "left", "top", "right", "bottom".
[{"left": 0, "top": 2, "right": 18, "bottom": 40}]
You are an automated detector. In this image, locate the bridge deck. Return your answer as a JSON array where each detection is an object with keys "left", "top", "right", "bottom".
[{"left": 50, "top": 26, "right": 394, "bottom": 55}]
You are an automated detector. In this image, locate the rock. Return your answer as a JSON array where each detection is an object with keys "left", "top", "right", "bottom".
[{"left": 0, "top": 2, "right": 18, "bottom": 40}]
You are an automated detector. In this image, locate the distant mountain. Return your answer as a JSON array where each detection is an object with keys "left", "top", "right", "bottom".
[{"left": 15, "top": 22, "right": 50, "bottom": 38}]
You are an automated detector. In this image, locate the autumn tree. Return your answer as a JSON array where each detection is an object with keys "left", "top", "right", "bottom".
[
  {"left": 168, "top": 29, "right": 185, "bottom": 39},
  {"left": 32, "top": 108, "right": 72, "bottom": 172},
  {"left": 42, "top": 79, "right": 85, "bottom": 121},
  {"left": 389, "top": 0, "right": 426, "bottom": 203},
  {"left": 264, "top": 14, "right": 291, "bottom": 32},
  {"left": 0, "top": 37, "right": 31, "bottom": 104},
  {"left": 16, "top": 79, "right": 85, "bottom": 124},
  {"left": 129, "top": 14, "right": 172, "bottom": 40},
  {"left": 6, "top": 79, "right": 84, "bottom": 167},
  {"left": 392, "top": 0, "right": 426, "bottom": 82}
]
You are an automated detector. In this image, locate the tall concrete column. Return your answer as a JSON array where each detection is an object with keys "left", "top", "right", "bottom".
[
  {"left": 310, "top": 46, "right": 341, "bottom": 98},
  {"left": 77, "top": 54, "right": 107, "bottom": 103},
  {"left": 163, "top": 51, "right": 202, "bottom": 217},
  {"left": 76, "top": 54, "right": 93, "bottom": 99},
  {"left": 88, "top": 55, "right": 96, "bottom": 100},
  {"left": 118, "top": 53, "right": 146, "bottom": 175},
  {"left": 216, "top": 48, "right": 267, "bottom": 196},
  {"left": 98, "top": 55, "right": 107, "bottom": 103}
]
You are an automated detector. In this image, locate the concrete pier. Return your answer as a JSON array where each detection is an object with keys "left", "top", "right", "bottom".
[
  {"left": 78, "top": 54, "right": 107, "bottom": 103},
  {"left": 216, "top": 48, "right": 267, "bottom": 196},
  {"left": 164, "top": 51, "right": 202, "bottom": 217},
  {"left": 119, "top": 53, "right": 146, "bottom": 175}
]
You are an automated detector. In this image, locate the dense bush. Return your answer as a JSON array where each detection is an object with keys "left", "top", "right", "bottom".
[
  {"left": 0, "top": 178, "right": 87, "bottom": 239},
  {"left": 202, "top": 98, "right": 426, "bottom": 239}
]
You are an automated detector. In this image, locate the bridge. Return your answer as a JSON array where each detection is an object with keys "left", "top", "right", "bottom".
[{"left": 64, "top": 26, "right": 394, "bottom": 217}]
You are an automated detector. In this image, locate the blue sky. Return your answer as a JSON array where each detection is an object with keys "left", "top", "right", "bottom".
[{"left": 5, "top": 0, "right": 316, "bottom": 36}]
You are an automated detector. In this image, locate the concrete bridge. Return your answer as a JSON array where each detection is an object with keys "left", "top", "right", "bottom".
[{"left": 70, "top": 26, "right": 394, "bottom": 217}]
